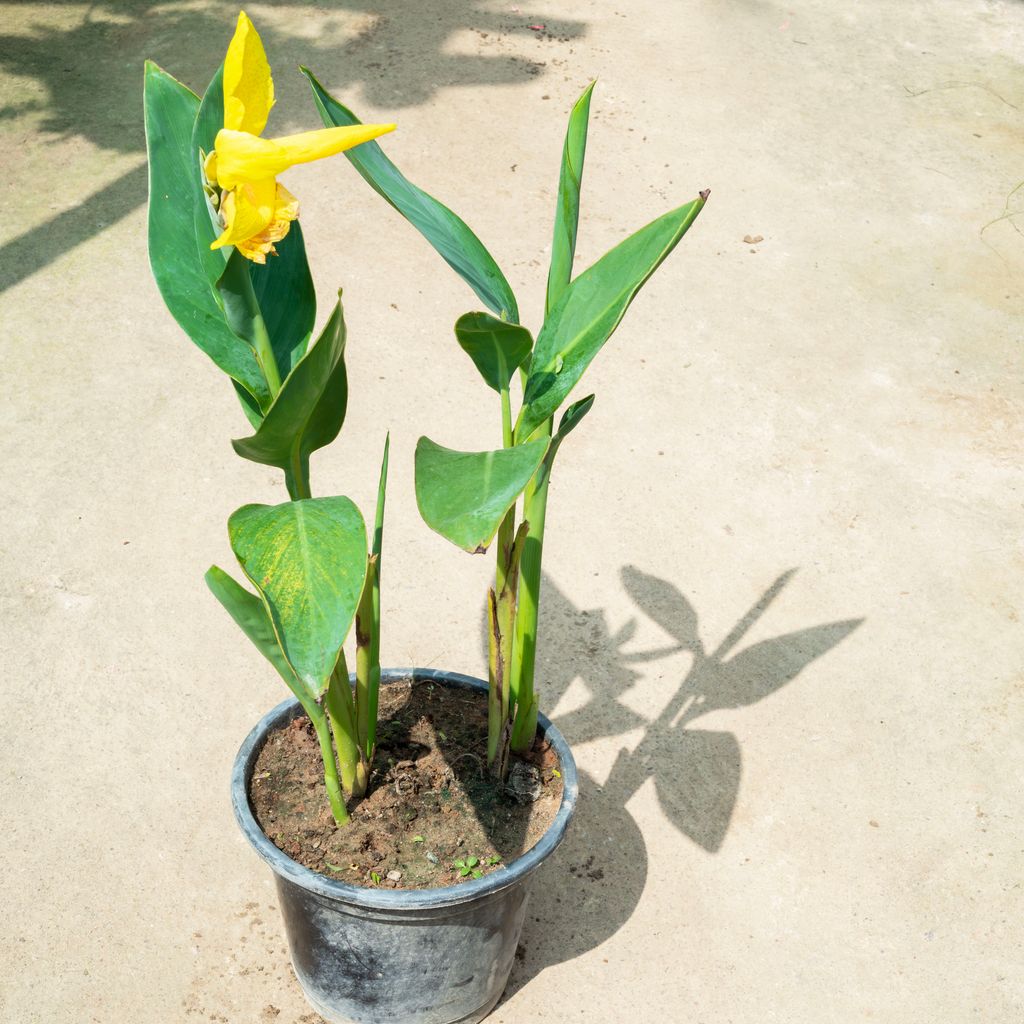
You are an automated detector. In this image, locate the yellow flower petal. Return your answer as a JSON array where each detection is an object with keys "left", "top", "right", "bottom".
[
  {"left": 222, "top": 10, "right": 274, "bottom": 135},
  {"left": 210, "top": 177, "right": 277, "bottom": 250},
  {"left": 219, "top": 182, "right": 300, "bottom": 263},
  {"left": 213, "top": 123, "right": 396, "bottom": 189}
]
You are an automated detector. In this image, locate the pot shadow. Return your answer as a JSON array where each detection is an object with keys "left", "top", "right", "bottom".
[
  {"left": 501, "top": 566, "right": 863, "bottom": 998},
  {"left": 0, "top": 0, "right": 586, "bottom": 294}
]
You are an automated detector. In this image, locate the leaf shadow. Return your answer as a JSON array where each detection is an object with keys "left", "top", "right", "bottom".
[{"left": 503, "top": 565, "right": 863, "bottom": 997}]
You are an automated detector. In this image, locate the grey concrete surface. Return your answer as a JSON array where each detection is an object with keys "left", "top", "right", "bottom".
[{"left": 1, "top": 1, "right": 1022, "bottom": 1022}]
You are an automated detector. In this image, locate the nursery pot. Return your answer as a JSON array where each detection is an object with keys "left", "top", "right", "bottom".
[{"left": 231, "top": 668, "right": 578, "bottom": 1024}]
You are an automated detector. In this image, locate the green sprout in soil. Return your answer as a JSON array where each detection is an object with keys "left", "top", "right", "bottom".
[{"left": 454, "top": 856, "right": 483, "bottom": 879}]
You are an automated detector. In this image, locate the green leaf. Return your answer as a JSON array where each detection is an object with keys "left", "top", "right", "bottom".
[
  {"left": 143, "top": 61, "right": 269, "bottom": 411},
  {"left": 546, "top": 81, "right": 595, "bottom": 316},
  {"left": 191, "top": 64, "right": 230, "bottom": 291},
  {"left": 204, "top": 565, "right": 305, "bottom": 697},
  {"left": 231, "top": 298, "right": 347, "bottom": 474},
  {"left": 414, "top": 436, "right": 548, "bottom": 552},
  {"left": 554, "top": 393, "right": 594, "bottom": 444},
  {"left": 216, "top": 249, "right": 266, "bottom": 359},
  {"left": 454, "top": 312, "right": 533, "bottom": 393},
  {"left": 301, "top": 66, "right": 519, "bottom": 322},
  {"left": 534, "top": 395, "right": 595, "bottom": 488},
  {"left": 251, "top": 221, "right": 316, "bottom": 378},
  {"left": 516, "top": 196, "right": 706, "bottom": 441},
  {"left": 228, "top": 497, "right": 368, "bottom": 699}
]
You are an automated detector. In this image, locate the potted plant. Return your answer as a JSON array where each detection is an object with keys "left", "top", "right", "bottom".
[{"left": 145, "top": 11, "right": 706, "bottom": 1024}]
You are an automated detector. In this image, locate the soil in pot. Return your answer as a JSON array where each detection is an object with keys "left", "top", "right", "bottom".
[{"left": 250, "top": 675, "right": 563, "bottom": 890}]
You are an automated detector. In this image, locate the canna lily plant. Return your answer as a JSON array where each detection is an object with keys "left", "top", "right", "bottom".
[
  {"left": 299, "top": 74, "right": 708, "bottom": 779},
  {"left": 144, "top": 12, "right": 395, "bottom": 824}
]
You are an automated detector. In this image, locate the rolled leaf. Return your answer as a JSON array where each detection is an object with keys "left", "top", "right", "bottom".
[
  {"left": 415, "top": 437, "right": 548, "bottom": 552},
  {"left": 301, "top": 66, "right": 519, "bottom": 323},
  {"left": 454, "top": 312, "right": 533, "bottom": 393},
  {"left": 373, "top": 432, "right": 390, "bottom": 566},
  {"left": 546, "top": 81, "right": 595, "bottom": 316},
  {"left": 516, "top": 196, "right": 706, "bottom": 441},
  {"left": 231, "top": 297, "right": 347, "bottom": 474},
  {"left": 228, "top": 497, "right": 368, "bottom": 698},
  {"left": 144, "top": 61, "right": 269, "bottom": 410}
]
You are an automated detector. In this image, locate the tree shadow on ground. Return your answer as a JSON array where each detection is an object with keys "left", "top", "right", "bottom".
[
  {"left": 503, "top": 566, "right": 863, "bottom": 997},
  {"left": 0, "top": 0, "right": 586, "bottom": 293}
]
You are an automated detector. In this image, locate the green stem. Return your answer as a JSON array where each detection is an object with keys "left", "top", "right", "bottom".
[
  {"left": 366, "top": 434, "right": 389, "bottom": 759},
  {"left": 307, "top": 701, "right": 348, "bottom": 825},
  {"left": 253, "top": 313, "right": 282, "bottom": 397},
  {"left": 509, "top": 419, "right": 554, "bottom": 753},
  {"left": 486, "top": 588, "right": 502, "bottom": 766},
  {"left": 235, "top": 266, "right": 282, "bottom": 398},
  {"left": 500, "top": 381, "right": 513, "bottom": 450},
  {"left": 488, "top": 380, "right": 517, "bottom": 770},
  {"left": 354, "top": 556, "right": 378, "bottom": 755},
  {"left": 284, "top": 448, "right": 311, "bottom": 500},
  {"left": 326, "top": 650, "right": 367, "bottom": 798}
]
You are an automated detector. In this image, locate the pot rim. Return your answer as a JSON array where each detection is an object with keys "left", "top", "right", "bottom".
[{"left": 231, "top": 667, "right": 578, "bottom": 911}]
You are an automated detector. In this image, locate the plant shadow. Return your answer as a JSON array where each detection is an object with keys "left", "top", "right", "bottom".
[
  {"left": 502, "top": 566, "right": 863, "bottom": 997},
  {"left": 0, "top": 0, "right": 586, "bottom": 293}
]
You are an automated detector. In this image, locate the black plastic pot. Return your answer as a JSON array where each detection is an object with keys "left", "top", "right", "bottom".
[{"left": 231, "top": 668, "right": 578, "bottom": 1024}]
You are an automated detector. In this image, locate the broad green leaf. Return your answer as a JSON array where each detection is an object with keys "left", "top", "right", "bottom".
[
  {"left": 454, "top": 312, "right": 533, "bottom": 393},
  {"left": 546, "top": 81, "right": 595, "bottom": 316},
  {"left": 204, "top": 565, "right": 307, "bottom": 700},
  {"left": 144, "top": 61, "right": 269, "bottom": 411},
  {"left": 301, "top": 67, "right": 519, "bottom": 323},
  {"left": 516, "top": 196, "right": 707, "bottom": 441},
  {"left": 415, "top": 437, "right": 548, "bottom": 552},
  {"left": 229, "top": 497, "right": 368, "bottom": 698},
  {"left": 195, "top": 66, "right": 316, "bottom": 399},
  {"left": 231, "top": 297, "right": 347, "bottom": 474}
]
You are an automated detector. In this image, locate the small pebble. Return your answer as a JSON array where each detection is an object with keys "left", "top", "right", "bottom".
[
  {"left": 386, "top": 870, "right": 402, "bottom": 882},
  {"left": 425, "top": 852, "right": 439, "bottom": 865}
]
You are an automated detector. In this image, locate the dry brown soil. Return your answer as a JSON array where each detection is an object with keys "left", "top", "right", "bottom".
[{"left": 251, "top": 677, "right": 562, "bottom": 889}]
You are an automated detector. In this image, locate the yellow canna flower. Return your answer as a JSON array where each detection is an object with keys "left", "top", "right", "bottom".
[{"left": 205, "top": 11, "right": 395, "bottom": 262}]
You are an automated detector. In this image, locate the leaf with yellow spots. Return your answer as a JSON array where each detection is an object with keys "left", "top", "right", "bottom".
[{"left": 228, "top": 497, "right": 368, "bottom": 699}]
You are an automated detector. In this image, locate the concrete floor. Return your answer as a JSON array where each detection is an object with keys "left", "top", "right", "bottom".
[{"left": 2, "top": 1, "right": 1022, "bottom": 1021}]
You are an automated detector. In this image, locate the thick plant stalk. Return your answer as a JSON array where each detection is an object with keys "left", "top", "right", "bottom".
[
  {"left": 365, "top": 434, "right": 389, "bottom": 758},
  {"left": 509, "top": 421, "right": 553, "bottom": 753},
  {"left": 326, "top": 650, "right": 368, "bottom": 798},
  {"left": 354, "top": 554, "right": 379, "bottom": 753},
  {"left": 306, "top": 701, "right": 349, "bottom": 825},
  {"left": 489, "top": 521, "right": 530, "bottom": 779},
  {"left": 284, "top": 451, "right": 311, "bottom": 500},
  {"left": 487, "top": 372, "right": 520, "bottom": 773}
]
